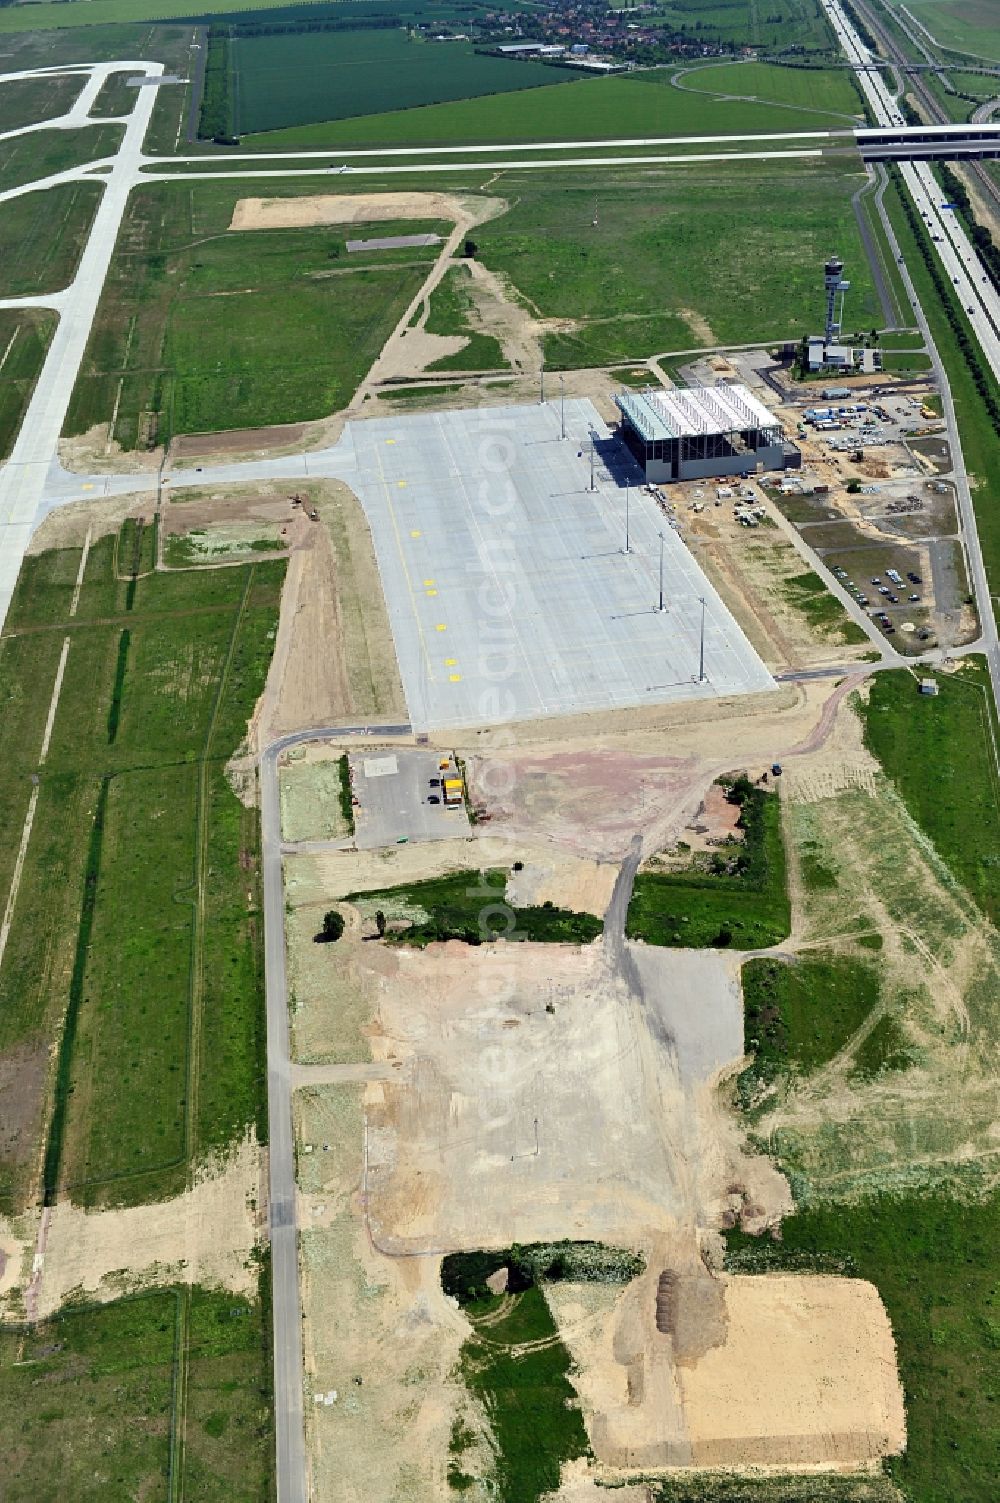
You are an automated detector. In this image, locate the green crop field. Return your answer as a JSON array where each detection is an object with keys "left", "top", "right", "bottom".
[
  {"left": 643, "top": 0, "right": 833, "bottom": 50},
  {"left": 0, "top": 183, "right": 103, "bottom": 300},
  {"left": 230, "top": 28, "right": 576, "bottom": 135},
  {"left": 0, "top": 310, "right": 55, "bottom": 460},
  {"left": 0, "top": 1281, "right": 273, "bottom": 1499},
  {"left": 67, "top": 181, "right": 444, "bottom": 447},
  {"left": 0, "top": 70, "right": 81, "bottom": 131},
  {"left": 0, "top": 123, "right": 123, "bottom": 193},
  {"left": 0, "top": 532, "right": 282, "bottom": 1212},
  {"left": 861, "top": 662, "right": 1000, "bottom": 926},
  {"left": 249, "top": 69, "right": 860, "bottom": 148},
  {"left": 670, "top": 59, "right": 862, "bottom": 116}
]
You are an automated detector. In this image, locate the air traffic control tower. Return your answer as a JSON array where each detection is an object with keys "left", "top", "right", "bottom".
[{"left": 824, "top": 254, "right": 851, "bottom": 343}]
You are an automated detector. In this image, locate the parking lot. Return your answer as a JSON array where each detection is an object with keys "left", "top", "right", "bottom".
[
  {"left": 350, "top": 749, "right": 471, "bottom": 850},
  {"left": 342, "top": 400, "right": 774, "bottom": 731}
]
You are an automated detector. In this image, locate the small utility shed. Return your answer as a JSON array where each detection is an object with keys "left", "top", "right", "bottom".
[{"left": 919, "top": 678, "right": 939, "bottom": 696}]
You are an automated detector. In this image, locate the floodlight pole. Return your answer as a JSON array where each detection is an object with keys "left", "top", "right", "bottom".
[
  {"left": 623, "top": 485, "right": 630, "bottom": 554},
  {"left": 540, "top": 363, "right": 545, "bottom": 405},
  {"left": 590, "top": 438, "right": 596, "bottom": 492},
  {"left": 560, "top": 374, "right": 565, "bottom": 439},
  {"left": 658, "top": 531, "right": 665, "bottom": 612},
  {"left": 699, "top": 595, "right": 707, "bottom": 681}
]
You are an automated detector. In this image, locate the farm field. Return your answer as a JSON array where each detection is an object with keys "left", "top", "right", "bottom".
[
  {"left": 0, "top": 309, "right": 56, "bottom": 460},
  {"left": 644, "top": 0, "right": 834, "bottom": 50},
  {"left": 230, "top": 28, "right": 576, "bottom": 135},
  {"left": 0, "top": 123, "right": 123, "bottom": 194},
  {"left": 670, "top": 59, "right": 862, "bottom": 115},
  {"left": 247, "top": 69, "right": 859, "bottom": 148},
  {"left": 66, "top": 181, "right": 444, "bottom": 447},
  {"left": 0, "top": 528, "right": 283, "bottom": 1213},
  {"left": 0, "top": 1281, "right": 273, "bottom": 1499},
  {"left": 0, "top": 183, "right": 103, "bottom": 299}
]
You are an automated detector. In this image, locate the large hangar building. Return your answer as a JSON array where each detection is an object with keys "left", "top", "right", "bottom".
[{"left": 615, "top": 383, "right": 794, "bottom": 483}]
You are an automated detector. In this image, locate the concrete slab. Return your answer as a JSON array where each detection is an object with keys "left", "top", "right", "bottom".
[
  {"left": 350, "top": 748, "right": 470, "bottom": 850},
  {"left": 343, "top": 400, "right": 775, "bottom": 731}
]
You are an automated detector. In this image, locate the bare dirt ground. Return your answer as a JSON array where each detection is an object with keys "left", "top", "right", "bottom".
[
  {"left": 240, "top": 479, "right": 405, "bottom": 765},
  {"left": 229, "top": 192, "right": 501, "bottom": 234},
  {"left": 460, "top": 678, "right": 848, "bottom": 861},
  {"left": 0, "top": 1137, "right": 263, "bottom": 1322},
  {"left": 26, "top": 491, "right": 156, "bottom": 552},
  {"left": 676, "top": 1274, "right": 905, "bottom": 1466},
  {"left": 682, "top": 501, "right": 871, "bottom": 671},
  {"left": 296, "top": 1083, "right": 467, "bottom": 1503}
]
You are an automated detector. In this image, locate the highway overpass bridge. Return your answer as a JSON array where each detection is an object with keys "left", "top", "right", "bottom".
[{"left": 856, "top": 123, "right": 1000, "bottom": 161}]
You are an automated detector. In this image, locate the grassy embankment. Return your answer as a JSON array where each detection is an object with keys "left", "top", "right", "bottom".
[
  {"left": 0, "top": 530, "right": 283, "bottom": 1214},
  {"left": 0, "top": 1279, "right": 273, "bottom": 1499},
  {"left": 65, "top": 181, "right": 448, "bottom": 446},
  {"left": 423, "top": 263, "right": 507, "bottom": 373},
  {"left": 627, "top": 781, "right": 789, "bottom": 949},
  {"left": 344, "top": 868, "right": 603, "bottom": 946}
]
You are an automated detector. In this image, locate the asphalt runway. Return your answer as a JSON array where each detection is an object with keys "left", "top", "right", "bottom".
[{"left": 344, "top": 399, "right": 775, "bottom": 731}]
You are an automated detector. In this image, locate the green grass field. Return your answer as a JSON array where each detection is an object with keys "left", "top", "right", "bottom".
[
  {"left": 627, "top": 782, "right": 790, "bottom": 949},
  {"left": 0, "top": 309, "right": 55, "bottom": 460},
  {"left": 726, "top": 1193, "right": 1000, "bottom": 1503},
  {"left": 780, "top": 569, "right": 869, "bottom": 642},
  {"left": 0, "top": 183, "right": 103, "bottom": 299},
  {"left": 67, "top": 181, "right": 445, "bottom": 446},
  {"left": 231, "top": 28, "right": 576, "bottom": 135},
  {"left": 0, "top": 70, "right": 81, "bottom": 131},
  {"left": 90, "top": 68, "right": 141, "bottom": 119},
  {"left": 860, "top": 663, "right": 1000, "bottom": 926},
  {"left": 670, "top": 59, "right": 862, "bottom": 116},
  {"left": 886, "top": 0, "right": 1000, "bottom": 61},
  {"left": 454, "top": 1284, "right": 589, "bottom": 1502},
  {"left": 0, "top": 533, "right": 282, "bottom": 1212},
  {"left": 0, "top": 1281, "right": 273, "bottom": 1499},
  {"left": 248, "top": 69, "right": 858, "bottom": 148},
  {"left": 739, "top": 951, "right": 884, "bottom": 1102},
  {"left": 424, "top": 263, "right": 507, "bottom": 372},
  {"left": 345, "top": 868, "right": 602, "bottom": 946},
  {"left": 0, "top": 123, "right": 122, "bottom": 193},
  {"left": 464, "top": 159, "right": 880, "bottom": 368},
  {"left": 644, "top": 0, "right": 833, "bottom": 50}
]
